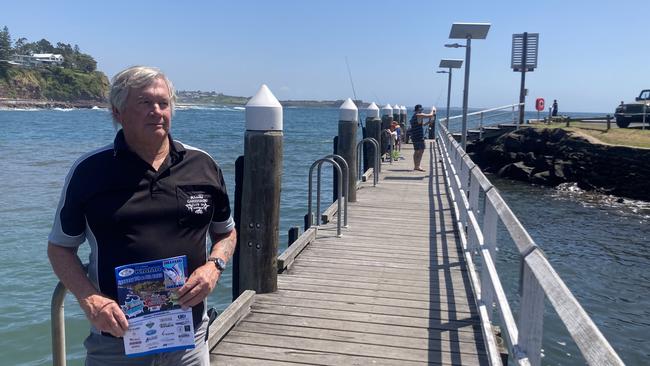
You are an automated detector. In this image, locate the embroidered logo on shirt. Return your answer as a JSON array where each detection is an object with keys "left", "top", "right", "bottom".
[{"left": 185, "top": 194, "right": 210, "bottom": 214}]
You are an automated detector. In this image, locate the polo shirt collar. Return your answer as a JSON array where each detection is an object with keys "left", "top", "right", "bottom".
[{"left": 113, "top": 129, "right": 186, "bottom": 161}]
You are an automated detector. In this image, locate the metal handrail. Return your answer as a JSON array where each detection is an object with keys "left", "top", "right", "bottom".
[
  {"left": 440, "top": 103, "right": 525, "bottom": 128},
  {"left": 51, "top": 282, "right": 68, "bottom": 366},
  {"left": 356, "top": 137, "right": 380, "bottom": 186},
  {"left": 435, "top": 121, "right": 624, "bottom": 366},
  {"left": 308, "top": 158, "right": 343, "bottom": 237},
  {"left": 321, "top": 154, "right": 349, "bottom": 228}
]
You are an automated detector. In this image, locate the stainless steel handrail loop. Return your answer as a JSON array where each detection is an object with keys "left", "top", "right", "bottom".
[
  {"left": 308, "top": 157, "right": 343, "bottom": 237},
  {"left": 355, "top": 137, "right": 380, "bottom": 186},
  {"left": 321, "top": 154, "right": 349, "bottom": 228},
  {"left": 51, "top": 282, "right": 67, "bottom": 366}
]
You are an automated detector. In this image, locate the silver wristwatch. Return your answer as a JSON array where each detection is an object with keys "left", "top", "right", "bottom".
[{"left": 207, "top": 257, "right": 227, "bottom": 272}]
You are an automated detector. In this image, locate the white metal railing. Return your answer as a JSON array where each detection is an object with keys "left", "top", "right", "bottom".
[
  {"left": 440, "top": 103, "right": 524, "bottom": 139},
  {"left": 435, "top": 122, "right": 624, "bottom": 366}
]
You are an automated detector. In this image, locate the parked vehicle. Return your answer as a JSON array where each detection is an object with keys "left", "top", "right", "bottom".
[{"left": 615, "top": 90, "right": 650, "bottom": 128}]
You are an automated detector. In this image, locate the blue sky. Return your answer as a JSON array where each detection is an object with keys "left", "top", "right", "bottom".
[{"left": 3, "top": 0, "right": 648, "bottom": 112}]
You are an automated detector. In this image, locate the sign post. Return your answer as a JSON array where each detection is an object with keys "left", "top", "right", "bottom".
[{"left": 512, "top": 32, "right": 539, "bottom": 124}]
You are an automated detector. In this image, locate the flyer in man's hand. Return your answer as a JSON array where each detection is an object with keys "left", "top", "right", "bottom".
[{"left": 115, "top": 255, "right": 195, "bottom": 357}]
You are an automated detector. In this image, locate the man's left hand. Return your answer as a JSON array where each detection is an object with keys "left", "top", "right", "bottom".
[{"left": 176, "top": 264, "right": 220, "bottom": 309}]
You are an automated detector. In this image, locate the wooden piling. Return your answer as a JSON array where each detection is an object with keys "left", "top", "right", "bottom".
[
  {"left": 365, "top": 103, "right": 381, "bottom": 171},
  {"left": 287, "top": 226, "right": 300, "bottom": 246},
  {"left": 366, "top": 103, "right": 381, "bottom": 169},
  {"left": 380, "top": 104, "right": 393, "bottom": 157},
  {"left": 337, "top": 98, "right": 358, "bottom": 202},
  {"left": 381, "top": 104, "right": 393, "bottom": 130},
  {"left": 238, "top": 85, "right": 283, "bottom": 295}
]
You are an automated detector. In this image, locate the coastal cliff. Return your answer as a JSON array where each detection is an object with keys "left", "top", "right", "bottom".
[
  {"left": 0, "top": 66, "right": 109, "bottom": 107},
  {"left": 468, "top": 128, "right": 650, "bottom": 201}
]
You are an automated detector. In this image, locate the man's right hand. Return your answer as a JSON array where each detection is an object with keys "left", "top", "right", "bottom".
[{"left": 79, "top": 294, "right": 129, "bottom": 337}]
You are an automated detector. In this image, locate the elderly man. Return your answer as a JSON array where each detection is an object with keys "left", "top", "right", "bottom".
[{"left": 47, "top": 66, "right": 236, "bottom": 365}]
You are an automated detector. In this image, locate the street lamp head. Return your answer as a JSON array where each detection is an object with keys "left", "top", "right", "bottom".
[
  {"left": 444, "top": 43, "right": 463, "bottom": 48},
  {"left": 436, "top": 70, "right": 448, "bottom": 74}
]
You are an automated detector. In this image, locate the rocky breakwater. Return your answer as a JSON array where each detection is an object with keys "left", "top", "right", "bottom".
[{"left": 468, "top": 128, "right": 650, "bottom": 201}]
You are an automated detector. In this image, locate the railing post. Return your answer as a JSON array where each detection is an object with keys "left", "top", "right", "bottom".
[
  {"left": 480, "top": 197, "right": 498, "bottom": 320},
  {"left": 479, "top": 112, "right": 484, "bottom": 139},
  {"left": 606, "top": 114, "right": 611, "bottom": 131},
  {"left": 239, "top": 85, "right": 283, "bottom": 294},
  {"left": 518, "top": 258, "right": 545, "bottom": 366}
]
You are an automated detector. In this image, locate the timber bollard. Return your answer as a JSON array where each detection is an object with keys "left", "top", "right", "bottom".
[
  {"left": 381, "top": 104, "right": 393, "bottom": 158},
  {"left": 365, "top": 102, "right": 381, "bottom": 172},
  {"left": 288, "top": 226, "right": 300, "bottom": 246},
  {"left": 338, "top": 98, "right": 358, "bottom": 202},
  {"left": 365, "top": 103, "right": 382, "bottom": 172},
  {"left": 238, "top": 84, "right": 283, "bottom": 295},
  {"left": 392, "top": 104, "right": 400, "bottom": 127},
  {"left": 607, "top": 114, "right": 611, "bottom": 131},
  {"left": 399, "top": 105, "right": 407, "bottom": 141}
]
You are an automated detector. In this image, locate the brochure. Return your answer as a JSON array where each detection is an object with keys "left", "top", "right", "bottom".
[{"left": 115, "top": 255, "right": 195, "bottom": 357}]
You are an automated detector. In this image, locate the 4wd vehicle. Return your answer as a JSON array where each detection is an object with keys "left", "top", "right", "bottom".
[{"left": 615, "top": 89, "right": 650, "bottom": 128}]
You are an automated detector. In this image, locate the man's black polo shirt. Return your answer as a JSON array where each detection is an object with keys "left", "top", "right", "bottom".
[{"left": 49, "top": 130, "right": 234, "bottom": 328}]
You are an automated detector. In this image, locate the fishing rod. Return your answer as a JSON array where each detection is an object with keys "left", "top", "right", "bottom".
[{"left": 345, "top": 56, "right": 362, "bottom": 127}]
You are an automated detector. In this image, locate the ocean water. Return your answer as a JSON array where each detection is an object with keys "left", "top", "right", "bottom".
[{"left": 0, "top": 107, "right": 647, "bottom": 365}]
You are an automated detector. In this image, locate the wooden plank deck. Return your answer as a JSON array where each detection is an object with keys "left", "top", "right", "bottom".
[{"left": 211, "top": 141, "right": 489, "bottom": 365}]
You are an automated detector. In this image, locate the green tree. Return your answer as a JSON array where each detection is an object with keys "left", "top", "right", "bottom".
[
  {"left": 14, "top": 37, "right": 27, "bottom": 53},
  {"left": 75, "top": 53, "right": 97, "bottom": 72},
  {"left": 0, "top": 26, "right": 12, "bottom": 61},
  {"left": 35, "top": 38, "right": 54, "bottom": 53}
]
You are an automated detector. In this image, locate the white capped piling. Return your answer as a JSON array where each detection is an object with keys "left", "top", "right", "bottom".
[
  {"left": 365, "top": 102, "right": 381, "bottom": 172},
  {"left": 392, "top": 103, "right": 400, "bottom": 123},
  {"left": 380, "top": 104, "right": 394, "bottom": 157},
  {"left": 239, "top": 84, "right": 283, "bottom": 294},
  {"left": 400, "top": 105, "right": 407, "bottom": 125},
  {"left": 381, "top": 103, "right": 393, "bottom": 129},
  {"left": 338, "top": 98, "right": 358, "bottom": 202}
]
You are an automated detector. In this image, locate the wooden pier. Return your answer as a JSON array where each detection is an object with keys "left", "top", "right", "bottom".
[{"left": 209, "top": 142, "right": 489, "bottom": 365}]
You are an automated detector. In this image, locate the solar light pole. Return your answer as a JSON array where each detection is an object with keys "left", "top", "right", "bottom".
[
  {"left": 446, "top": 23, "right": 491, "bottom": 149},
  {"left": 437, "top": 59, "right": 463, "bottom": 129}
]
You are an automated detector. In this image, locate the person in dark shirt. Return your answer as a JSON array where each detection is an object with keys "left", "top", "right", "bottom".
[
  {"left": 409, "top": 104, "right": 436, "bottom": 171},
  {"left": 47, "top": 66, "right": 236, "bottom": 365},
  {"left": 552, "top": 100, "right": 558, "bottom": 117}
]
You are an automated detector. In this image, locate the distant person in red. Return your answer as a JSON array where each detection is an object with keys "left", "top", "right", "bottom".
[{"left": 552, "top": 100, "right": 558, "bottom": 117}]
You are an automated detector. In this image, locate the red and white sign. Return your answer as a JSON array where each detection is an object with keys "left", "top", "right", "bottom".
[{"left": 535, "top": 98, "right": 545, "bottom": 112}]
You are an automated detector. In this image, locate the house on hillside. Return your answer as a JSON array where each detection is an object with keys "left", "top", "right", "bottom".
[{"left": 11, "top": 53, "right": 64, "bottom": 67}]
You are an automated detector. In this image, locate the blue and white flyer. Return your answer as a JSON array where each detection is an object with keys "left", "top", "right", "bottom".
[{"left": 115, "top": 255, "right": 195, "bottom": 357}]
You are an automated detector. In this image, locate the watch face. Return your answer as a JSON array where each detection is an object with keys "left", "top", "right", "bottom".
[
  {"left": 216, "top": 258, "right": 226, "bottom": 271},
  {"left": 210, "top": 257, "right": 226, "bottom": 271}
]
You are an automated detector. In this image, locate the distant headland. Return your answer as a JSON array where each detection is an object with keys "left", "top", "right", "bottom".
[
  {"left": 0, "top": 26, "right": 109, "bottom": 108},
  {"left": 176, "top": 90, "right": 364, "bottom": 109}
]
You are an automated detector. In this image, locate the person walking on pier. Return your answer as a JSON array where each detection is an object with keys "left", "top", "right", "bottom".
[
  {"left": 552, "top": 99, "right": 558, "bottom": 117},
  {"left": 410, "top": 104, "right": 435, "bottom": 171},
  {"left": 47, "top": 66, "right": 236, "bottom": 365}
]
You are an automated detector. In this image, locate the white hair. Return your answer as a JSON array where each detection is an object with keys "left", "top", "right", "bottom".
[{"left": 109, "top": 66, "right": 176, "bottom": 125}]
